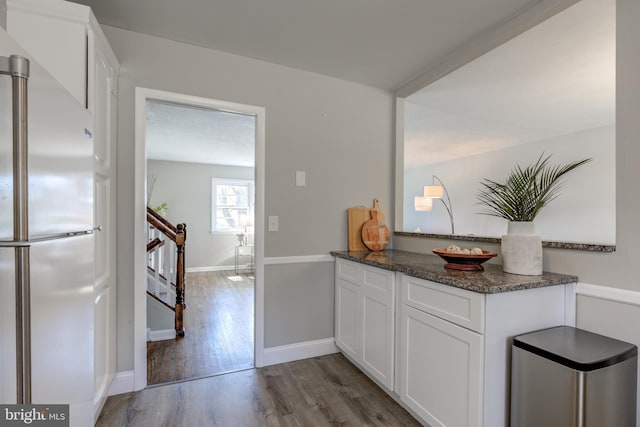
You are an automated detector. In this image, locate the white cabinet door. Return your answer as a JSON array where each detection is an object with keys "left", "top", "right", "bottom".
[
  {"left": 92, "top": 44, "right": 118, "bottom": 418},
  {"left": 400, "top": 305, "right": 484, "bottom": 427},
  {"left": 335, "top": 278, "right": 360, "bottom": 360},
  {"left": 361, "top": 268, "right": 395, "bottom": 390},
  {"left": 335, "top": 260, "right": 396, "bottom": 392}
]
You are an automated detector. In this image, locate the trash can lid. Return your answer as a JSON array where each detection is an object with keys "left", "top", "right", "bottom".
[{"left": 513, "top": 326, "right": 637, "bottom": 372}]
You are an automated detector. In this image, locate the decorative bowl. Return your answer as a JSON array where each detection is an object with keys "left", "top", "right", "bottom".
[{"left": 432, "top": 248, "right": 498, "bottom": 271}]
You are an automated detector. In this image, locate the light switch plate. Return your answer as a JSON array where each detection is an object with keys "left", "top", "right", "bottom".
[
  {"left": 268, "top": 216, "right": 279, "bottom": 231},
  {"left": 295, "top": 171, "right": 306, "bottom": 187}
]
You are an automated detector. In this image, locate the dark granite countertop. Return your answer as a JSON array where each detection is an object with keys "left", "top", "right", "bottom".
[
  {"left": 394, "top": 231, "right": 616, "bottom": 252},
  {"left": 330, "top": 249, "right": 578, "bottom": 294}
]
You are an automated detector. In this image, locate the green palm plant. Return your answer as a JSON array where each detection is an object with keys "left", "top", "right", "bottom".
[{"left": 476, "top": 153, "right": 592, "bottom": 222}]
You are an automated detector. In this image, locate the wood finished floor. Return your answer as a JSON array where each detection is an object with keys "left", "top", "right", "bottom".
[
  {"left": 147, "top": 271, "right": 254, "bottom": 385},
  {"left": 97, "top": 353, "right": 421, "bottom": 426}
]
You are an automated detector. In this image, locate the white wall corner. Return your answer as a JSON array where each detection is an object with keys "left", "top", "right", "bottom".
[
  {"left": 107, "top": 371, "right": 136, "bottom": 396},
  {"left": 263, "top": 338, "right": 339, "bottom": 366}
]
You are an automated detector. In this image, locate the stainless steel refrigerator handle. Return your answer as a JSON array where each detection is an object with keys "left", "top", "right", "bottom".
[
  {"left": 2, "top": 54, "right": 32, "bottom": 405},
  {"left": 0, "top": 226, "right": 103, "bottom": 247}
]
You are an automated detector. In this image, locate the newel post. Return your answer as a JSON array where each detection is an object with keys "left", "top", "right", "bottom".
[{"left": 174, "top": 223, "right": 186, "bottom": 337}]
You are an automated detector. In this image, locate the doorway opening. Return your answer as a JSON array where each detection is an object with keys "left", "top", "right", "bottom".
[{"left": 133, "top": 88, "right": 265, "bottom": 390}]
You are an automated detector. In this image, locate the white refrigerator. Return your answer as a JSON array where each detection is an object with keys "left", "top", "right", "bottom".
[{"left": 0, "top": 27, "right": 96, "bottom": 426}]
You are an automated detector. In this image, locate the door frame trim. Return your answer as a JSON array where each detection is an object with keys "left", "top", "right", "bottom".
[{"left": 133, "top": 87, "right": 266, "bottom": 390}]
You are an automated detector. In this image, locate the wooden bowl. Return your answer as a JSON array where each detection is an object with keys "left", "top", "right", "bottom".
[{"left": 432, "top": 248, "right": 498, "bottom": 271}]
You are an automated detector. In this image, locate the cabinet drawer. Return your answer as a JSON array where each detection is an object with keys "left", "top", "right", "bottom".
[
  {"left": 363, "top": 266, "right": 394, "bottom": 293},
  {"left": 402, "top": 275, "right": 485, "bottom": 333},
  {"left": 336, "top": 259, "right": 362, "bottom": 284}
]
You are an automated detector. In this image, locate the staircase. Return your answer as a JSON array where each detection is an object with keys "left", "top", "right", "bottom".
[{"left": 147, "top": 207, "right": 187, "bottom": 337}]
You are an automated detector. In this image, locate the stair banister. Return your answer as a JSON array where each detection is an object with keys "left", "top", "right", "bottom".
[{"left": 146, "top": 207, "right": 187, "bottom": 337}]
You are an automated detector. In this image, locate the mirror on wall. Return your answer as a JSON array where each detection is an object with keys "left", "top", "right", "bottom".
[{"left": 398, "top": 0, "right": 615, "bottom": 245}]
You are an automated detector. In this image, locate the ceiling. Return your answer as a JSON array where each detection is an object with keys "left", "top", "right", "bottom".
[
  {"left": 146, "top": 101, "right": 256, "bottom": 167},
  {"left": 69, "top": 0, "right": 545, "bottom": 91},
  {"left": 404, "top": 0, "right": 615, "bottom": 166}
]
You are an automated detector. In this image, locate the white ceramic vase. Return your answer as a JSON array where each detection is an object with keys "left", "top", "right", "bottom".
[{"left": 501, "top": 221, "right": 542, "bottom": 275}]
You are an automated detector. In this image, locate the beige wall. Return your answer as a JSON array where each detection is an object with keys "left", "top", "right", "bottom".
[
  {"left": 107, "top": 26, "right": 394, "bottom": 370},
  {"left": 0, "top": 2, "right": 6, "bottom": 29}
]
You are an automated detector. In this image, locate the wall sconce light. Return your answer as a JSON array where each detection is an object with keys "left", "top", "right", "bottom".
[{"left": 415, "top": 175, "right": 455, "bottom": 234}]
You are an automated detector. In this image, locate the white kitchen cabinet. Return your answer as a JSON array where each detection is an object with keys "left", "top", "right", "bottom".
[
  {"left": 398, "top": 274, "right": 572, "bottom": 427},
  {"left": 7, "top": 0, "right": 119, "bottom": 421},
  {"left": 333, "top": 253, "right": 577, "bottom": 426},
  {"left": 335, "top": 278, "right": 360, "bottom": 360},
  {"left": 400, "top": 304, "right": 484, "bottom": 427},
  {"left": 335, "top": 258, "right": 395, "bottom": 391}
]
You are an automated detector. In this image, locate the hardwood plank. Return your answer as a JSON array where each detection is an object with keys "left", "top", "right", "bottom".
[
  {"left": 147, "top": 271, "right": 254, "bottom": 385},
  {"left": 97, "top": 354, "right": 420, "bottom": 427}
]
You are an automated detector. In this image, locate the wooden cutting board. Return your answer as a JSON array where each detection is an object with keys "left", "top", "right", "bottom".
[
  {"left": 348, "top": 206, "right": 371, "bottom": 251},
  {"left": 361, "top": 203, "right": 390, "bottom": 251},
  {"left": 372, "top": 198, "right": 385, "bottom": 223}
]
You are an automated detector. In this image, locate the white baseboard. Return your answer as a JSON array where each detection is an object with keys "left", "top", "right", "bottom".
[
  {"left": 148, "top": 329, "right": 176, "bottom": 341},
  {"left": 263, "top": 338, "right": 339, "bottom": 366},
  {"left": 108, "top": 371, "right": 135, "bottom": 396},
  {"left": 185, "top": 265, "right": 235, "bottom": 273}
]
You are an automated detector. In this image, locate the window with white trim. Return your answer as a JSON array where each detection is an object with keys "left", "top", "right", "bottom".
[{"left": 211, "top": 178, "right": 254, "bottom": 233}]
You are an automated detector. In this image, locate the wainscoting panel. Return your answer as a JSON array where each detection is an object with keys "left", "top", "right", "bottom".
[
  {"left": 264, "top": 256, "right": 336, "bottom": 348},
  {"left": 576, "top": 283, "right": 640, "bottom": 424}
]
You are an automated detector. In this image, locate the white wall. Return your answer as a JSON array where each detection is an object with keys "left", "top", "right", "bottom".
[
  {"left": 107, "top": 26, "right": 394, "bottom": 371},
  {"left": 147, "top": 159, "right": 254, "bottom": 270},
  {"left": 403, "top": 123, "right": 615, "bottom": 243}
]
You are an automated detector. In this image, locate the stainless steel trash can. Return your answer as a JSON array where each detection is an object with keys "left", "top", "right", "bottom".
[{"left": 511, "top": 326, "right": 637, "bottom": 427}]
